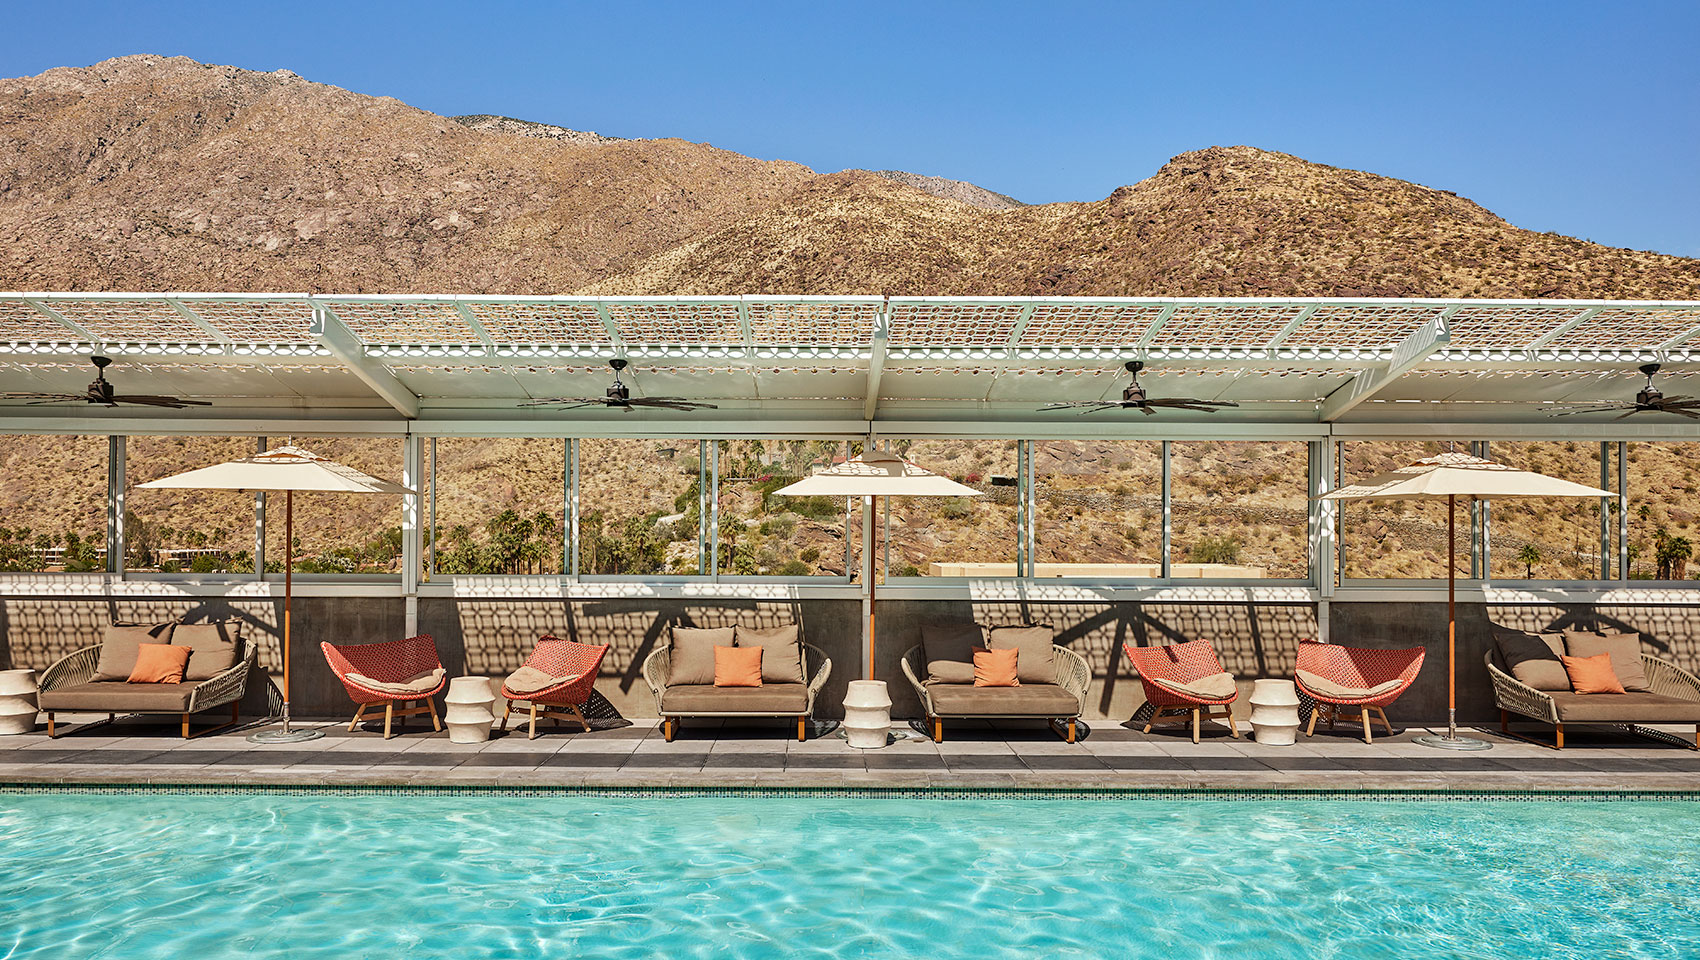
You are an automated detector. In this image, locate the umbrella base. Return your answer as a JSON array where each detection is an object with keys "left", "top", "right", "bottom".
[
  {"left": 248, "top": 726, "right": 325, "bottom": 744},
  {"left": 1414, "top": 733, "right": 1492, "bottom": 751}
]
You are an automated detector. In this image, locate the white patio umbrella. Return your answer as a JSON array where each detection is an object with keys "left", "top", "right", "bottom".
[
  {"left": 774, "top": 450, "right": 981, "bottom": 678},
  {"left": 1320, "top": 451, "right": 1610, "bottom": 750},
  {"left": 137, "top": 446, "right": 416, "bottom": 743}
]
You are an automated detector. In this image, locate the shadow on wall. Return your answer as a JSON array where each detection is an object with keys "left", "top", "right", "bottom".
[
  {"left": 0, "top": 596, "right": 279, "bottom": 672},
  {"left": 1488, "top": 603, "right": 1700, "bottom": 673}
]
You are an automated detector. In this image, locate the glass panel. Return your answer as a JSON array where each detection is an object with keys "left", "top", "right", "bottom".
[
  {"left": 261, "top": 437, "right": 407, "bottom": 574},
  {"left": 431, "top": 438, "right": 564, "bottom": 576},
  {"left": 126, "top": 436, "right": 256, "bottom": 573},
  {"left": 1338, "top": 440, "right": 1451, "bottom": 579},
  {"left": 884, "top": 439, "right": 1018, "bottom": 579},
  {"left": 1625, "top": 441, "right": 1700, "bottom": 580},
  {"left": 1486, "top": 441, "right": 1610, "bottom": 580},
  {"left": 1170, "top": 441, "right": 1309, "bottom": 579},
  {"left": 1031, "top": 439, "right": 1161, "bottom": 577},
  {"left": 715, "top": 440, "right": 850, "bottom": 576},
  {"left": 578, "top": 438, "right": 700, "bottom": 576},
  {"left": 0, "top": 434, "right": 107, "bottom": 572}
]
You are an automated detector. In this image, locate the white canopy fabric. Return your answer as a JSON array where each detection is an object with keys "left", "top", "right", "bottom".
[
  {"left": 1320, "top": 452, "right": 1611, "bottom": 501},
  {"left": 136, "top": 445, "right": 416, "bottom": 495},
  {"left": 773, "top": 451, "right": 983, "bottom": 498}
]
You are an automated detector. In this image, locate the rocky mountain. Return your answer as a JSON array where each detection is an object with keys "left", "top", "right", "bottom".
[{"left": 1, "top": 55, "right": 1697, "bottom": 301}]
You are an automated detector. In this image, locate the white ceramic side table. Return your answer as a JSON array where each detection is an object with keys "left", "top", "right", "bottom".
[
  {"left": 842, "top": 679, "right": 892, "bottom": 749},
  {"left": 1249, "top": 678, "right": 1301, "bottom": 746},
  {"left": 444, "top": 676, "right": 497, "bottom": 743},
  {"left": 0, "top": 669, "right": 39, "bottom": 735}
]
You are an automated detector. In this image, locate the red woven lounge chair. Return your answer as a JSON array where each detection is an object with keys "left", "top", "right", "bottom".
[
  {"left": 499, "top": 636, "right": 609, "bottom": 739},
  {"left": 1294, "top": 640, "right": 1425, "bottom": 744},
  {"left": 321, "top": 634, "right": 447, "bottom": 740},
  {"left": 1123, "top": 639, "right": 1239, "bottom": 743}
]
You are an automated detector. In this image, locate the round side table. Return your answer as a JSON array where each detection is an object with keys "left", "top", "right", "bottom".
[
  {"left": 0, "top": 669, "right": 39, "bottom": 736},
  {"left": 1249, "top": 678, "right": 1301, "bottom": 746},
  {"left": 444, "top": 676, "right": 497, "bottom": 743},
  {"left": 842, "top": 680, "right": 892, "bottom": 749}
]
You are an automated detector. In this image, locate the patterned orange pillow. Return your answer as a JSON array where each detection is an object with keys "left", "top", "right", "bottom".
[
  {"left": 128, "top": 643, "right": 191, "bottom": 684},
  {"left": 713, "top": 645, "right": 763, "bottom": 687},
  {"left": 1563, "top": 653, "right": 1626, "bottom": 695},
  {"left": 972, "top": 647, "right": 1020, "bottom": 687}
]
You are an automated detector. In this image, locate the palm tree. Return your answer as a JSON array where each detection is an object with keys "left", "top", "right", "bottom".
[
  {"left": 1658, "top": 534, "right": 1694, "bottom": 580},
  {"left": 1517, "top": 544, "right": 1541, "bottom": 579}
]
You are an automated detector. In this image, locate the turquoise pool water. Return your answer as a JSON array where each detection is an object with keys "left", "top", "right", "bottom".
[{"left": 2, "top": 793, "right": 1697, "bottom": 959}]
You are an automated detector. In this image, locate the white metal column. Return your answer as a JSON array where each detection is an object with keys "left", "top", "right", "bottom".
[
  {"left": 1618, "top": 441, "right": 1629, "bottom": 580},
  {"left": 704, "top": 439, "right": 717, "bottom": 577},
  {"left": 1160, "top": 440, "right": 1172, "bottom": 579},
  {"left": 1600, "top": 441, "right": 1613, "bottom": 580},
  {"left": 568, "top": 438, "right": 581, "bottom": 576},
  {"left": 402, "top": 433, "right": 423, "bottom": 636},
  {"left": 106, "top": 435, "right": 125, "bottom": 576},
  {"left": 253, "top": 436, "right": 267, "bottom": 579}
]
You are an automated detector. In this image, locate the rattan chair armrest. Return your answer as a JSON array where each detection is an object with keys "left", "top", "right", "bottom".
[
  {"left": 899, "top": 645, "right": 932, "bottom": 715},
  {"left": 1643, "top": 654, "right": 1700, "bottom": 702},
  {"left": 642, "top": 645, "right": 671, "bottom": 714},
  {"left": 187, "top": 644, "right": 258, "bottom": 714},
  {"left": 1052, "top": 644, "right": 1090, "bottom": 714},
  {"left": 802, "top": 643, "right": 831, "bottom": 710},
  {"left": 39, "top": 644, "right": 102, "bottom": 693},
  {"left": 1485, "top": 654, "right": 1558, "bottom": 724}
]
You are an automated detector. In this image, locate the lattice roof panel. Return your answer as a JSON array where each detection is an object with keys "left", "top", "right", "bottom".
[
  {"left": 463, "top": 301, "right": 610, "bottom": 345},
  {"left": 175, "top": 298, "right": 315, "bottom": 344},
  {"left": 323, "top": 300, "right": 475, "bottom": 345},
  {"left": 1285, "top": 303, "right": 1443, "bottom": 350},
  {"left": 887, "top": 301, "right": 1027, "bottom": 347},
  {"left": 1551, "top": 306, "right": 1700, "bottom": 351},
  {"left": 1445, "top": 303, "right": 1590, "bottom": 350},
  {"left": 44, "top": 297, "right": 210, "bottom": 343},
  {"left": 605, "top": 302, "right": 742, "bottom": 345},
  {"left": 0, "top": 301, "right": 79, "bottom": 342},
  {"left": 746, "top": 299, "right": 881, "bottom": 346},
  {"left": 1147, "top": 303, "right": 1303, "bottom": 348},
  {"left": 1016, "top": 302, "right": 1167, "bottom": 347}
]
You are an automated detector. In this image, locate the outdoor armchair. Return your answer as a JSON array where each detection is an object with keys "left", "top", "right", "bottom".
[
  {"left": 320, "top": 634, "right": 447, "bottom": 740},
  {"left": 39, "top": 626, "right": 256, "bottom": 739},
  {"left": 498, "top": 636, "right": 609, "bottom": 739},
  {"left": 1294, "top": 640, "right": 1425, "bottom": 744},
  {"left": 1123, "top": 639, "right": 1240, "bottom": 743}
]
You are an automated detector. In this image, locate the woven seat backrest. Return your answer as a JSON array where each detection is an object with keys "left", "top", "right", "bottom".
[
  {"left": 1124, "top": 639, "right": 1224, "bottom": 684},
  {"left": 324, "top": 634, "right": 441, "bottom": 682},
  {"left": 526, "top": 636, "right": 609, "bottom": 677},
  {"left": 1297, "top": 640, "right": 1424, "bottom": 687}
]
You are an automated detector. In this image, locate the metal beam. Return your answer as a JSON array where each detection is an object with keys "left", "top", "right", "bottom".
[
  {"left": 863, "top": 304, "right": 890, "bottom": 420},
  {"left": 1526, "top": 306, "right": 1603, "bottom": 349},
  {"left": 1263, "top": 303, "right": 1322, "bottom": 349},
  {"left": 1317, "top": 307, "right": 1455, "bottom": 422},
  {"left": 165, "top": 299, "right": 234, "bottom": 344},
  {"left": 310, "top": 305, "right": 421, "bottom": 418},
  {"left": 1134, "top": 303, "right": 1180, "bottom": 348},
  {"left": 451, "top": 303, "right": 496, "bottom": 351},
  {"left": 24, "top": 299, "right": 100, "bottom": 343}
]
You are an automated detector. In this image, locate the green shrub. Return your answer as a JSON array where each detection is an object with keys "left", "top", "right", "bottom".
[{"left": 1188, "top": 535, "right": 1242, "bottom": 565}]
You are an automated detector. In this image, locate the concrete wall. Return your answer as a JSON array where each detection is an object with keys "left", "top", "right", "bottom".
[{"left": 4, "top": 594, "right": 1700, "bottom": 725}]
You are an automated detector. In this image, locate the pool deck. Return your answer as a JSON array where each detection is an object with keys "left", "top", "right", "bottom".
[{"left": 5, "top": 714, "right": 1700, "bottom": 792}]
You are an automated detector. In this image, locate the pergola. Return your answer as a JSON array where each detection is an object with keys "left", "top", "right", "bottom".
[{"left": 5, "top": 293, "right": 1700, "bottom": 647}]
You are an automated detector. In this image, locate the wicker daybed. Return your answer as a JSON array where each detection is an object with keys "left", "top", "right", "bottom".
[
  {"left": 900, "top": 623, "right": 1090, "bottom": 743},
  {"left": 642, "top": 624, "right": 831, "bottom": 742},
  {"left": 1487, "top": 628, "right": 1700, "bottom": 750},
  {"left": 38, "top": 621, "right": 256, "bottom": 739}
]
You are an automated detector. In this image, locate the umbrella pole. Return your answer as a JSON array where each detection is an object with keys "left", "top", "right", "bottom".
[
  {"left": 868, "top": 495, "right": 879, "bottom": 680},
  {"left": 250, "top": 488, "right": 322, "bottom": 743},
  {"left": 1416, "top": 492, "right": 1489, "bottom": 750}
]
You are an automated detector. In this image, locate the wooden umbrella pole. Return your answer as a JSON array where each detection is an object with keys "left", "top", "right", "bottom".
[
  {"left": 868, "top": 494, "right": 879, "bottom": 680},
  {"left": 283, "top": 488, "right": 293, "bottom": 733},
  {"left": 1447, "top": 493, "right": 1456, "bottom": 740}
]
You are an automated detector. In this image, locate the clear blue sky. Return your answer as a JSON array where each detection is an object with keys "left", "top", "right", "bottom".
[{"left": 6, "top": 1, "right": 1698, "bottom": 257}]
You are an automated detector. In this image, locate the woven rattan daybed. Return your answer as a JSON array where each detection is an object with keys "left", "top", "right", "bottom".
[
  {"left": 642, "top": 624, "right": 831, "bottom": 741},
  {"left": 1487, "top": 629, "right": 1700, "bottom": 749},
  {"left": 38, "top": 621, "right": 256, "bottom": 739},
  {"left": 900, "top": 623, "right": 1090, "bottom": 743}
]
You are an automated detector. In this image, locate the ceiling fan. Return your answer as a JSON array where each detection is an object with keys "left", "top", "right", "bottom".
[
  {"left": 521, "top": 358, "right": 719, "bottom": 412},
  {"left": 1040, "top": 361, "right": 1239, "bottom": 416},
  {"left": 0, "top": 356, "right": 211, "bottom": 409},
  {"left": 1546, "top": 364, "right": 1700, "bottom": 420}
]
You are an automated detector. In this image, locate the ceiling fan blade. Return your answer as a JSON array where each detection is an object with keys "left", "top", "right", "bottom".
[
  {"left": 113, "top": 395, "right": 212, "bottom": 407},
  {"left": 1, "top": 392, "right": 83, "bottom": 401},
  {"left": 1544, "top": 404, "right": 1631, "bottom": 417},
  {"left": 1656, "top": 395, "right": 1697, "bottom": 404},
  {"left": 519, "top": 397, "right": 604, "bottom": 408},
  {"left": 1670, "top": 408, "right": 1700, "bottom": 419},
  {"left": 1614, "top": 409, "right": 1645, "bottom": 420},
  {"left": 632, "top": 399, "right": 718, "bottom": 411},
  {"left": 1040, "top": 401, "right": 1108, "bottom": 411}
]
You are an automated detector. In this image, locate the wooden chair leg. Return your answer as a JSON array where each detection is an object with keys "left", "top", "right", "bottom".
[
  {"left": 1555, "top": 723, "right": 1564, "bottom": 749},
  {"left": 1191, "top": 707, "right": 1201, "bottom": 744},
  {"left": 426, "top": 697, "right": 442, "bottom": 732},
  {"left": 1305, "top": 708, "right": 1319, "bottom": 737},
  {"left": 47, "top": 713, "right": 55, "bottom": 738},
  {"left": 1067, "top": 718, "right": 1077, "bottom": 744},
  {"left": 499, "top": 699, "right": 512, "bottom": 733},
  {"left": 1500, "top": 708, "right": 1510, "bottom": 736},
  {"left": 1361, "top": 708, "right": 1374, "bottom": 745},
  {"left": 932, "top": 716, "right": 943, "bottom": 743},
  {"left": 1376, "top": 707, "right": 1394, "bottom": 736},
  {"left": 181, "top": 714, "right": 191, "bottom": 739},
  {"left": 349, "top": 703, "right": 368, "bottom": 732},
  {"left": 528, "top": 701, "right": 540, "bottom": 740},
  {"left": 797, "top": 716, "right": 806, "bottom": 742},
  {"left": 663, "top": 717, "right": 676, "bottom": 742},
  {"left": 383, "top": 701, "right": 395, "bottom": 740},
  {"left": 1225, "top": 710, "right": 1239, "bottom": 739},
  {"left": 570, "top": 704, "right": 591, "bottom": 733}
]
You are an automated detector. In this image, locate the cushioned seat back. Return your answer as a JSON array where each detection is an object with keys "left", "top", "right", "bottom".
[
  {"left": 92, "top": 622, "right": 176, "bottom": 682},
  {"left": 173, "top": 621, "right": 245, "bottom": 682}
]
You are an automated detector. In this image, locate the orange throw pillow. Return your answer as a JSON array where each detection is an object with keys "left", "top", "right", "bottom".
[
  {"left": 713, "top": 645, "right": 763, "bottom": 687},
  {"left": 128, "top": 643, "right": 191, "bottom": 684},
  {"left": 973, "top": 647, "right": 1020, "bottom": 687},
  {"left": 1563, "top": 653, "right": 1626, "bottom": 695}
]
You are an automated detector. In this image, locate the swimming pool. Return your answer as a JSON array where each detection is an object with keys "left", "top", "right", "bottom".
[{"left": 2, "top": 791, "right": 1696, "bottom": 959}]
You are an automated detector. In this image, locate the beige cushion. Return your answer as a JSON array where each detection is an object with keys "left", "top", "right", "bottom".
[
  {"left": 988, "top": 624, "right": 1056, "bottom": 685},
  {"left": 734, "top": 623, "right": 803, "bottom": 684},
  {"left": 925, "top": 682, "right": 1080, "bottom": 718},
  {"left": 92, "top": 622, "right": 175, "bottom": 682},
  {"left": 346, "top": 667, "right": 445, "bottom": 697},
  {"left": 504, "top": 665, "right": 578, "bottom": 696},
  {"left": 667, "top": 626, "right": 734, "bottom": 687},
  {"left": 173, "top": 621, "right": 243, "bottom": 682},
  {"left": 40, "top": 680, "right": 196, "bottom": 712},
  {"left": 1296, "top": 669, "right": 1403, "bottom": 701},
  {"left": 1563, "top": 631, "right": 1649, "bottom": 692},
  {"left": 922, "top": 621, "right": 981, "bottom": 683},
  {"left": 1549, "top": 691, "right": 1700, "bottom": 723},
  {"left": 660, "top": 683, "right": 808, "bottom": 714},
  {"left": 1494, "top": 630, "right": 1570, "bottom": 691},
  {"left": 1150, "top": 672, "right": 1238, "bottom": 700}
]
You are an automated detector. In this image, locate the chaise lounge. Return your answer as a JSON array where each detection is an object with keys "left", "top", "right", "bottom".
[
  {"left": 643, "top": 622, "right": 831, "bottom": 741},
  {"left": 1488, "top": 626, "right": 1700, "bottom": 749},
  {"left": 900, "top": 622, "right": 1089, "bottom": 743},
  {"left": 39, "top": 620, "right": 256, "bottom": 738}
]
